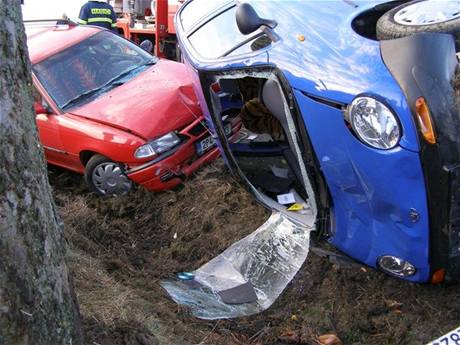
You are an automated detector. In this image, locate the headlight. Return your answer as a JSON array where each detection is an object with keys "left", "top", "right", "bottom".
[
  {"left": 134, "top": 132, "right": 181, "bottom": 159},
  {"left": 378, "top": 255, "right": 416, "bottom": 277},
  {"left": 348, "top": 96, "right": 401, "bottom": 149}
]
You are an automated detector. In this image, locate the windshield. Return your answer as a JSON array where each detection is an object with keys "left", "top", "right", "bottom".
[
  {"left": 180, "top": 0, "right": 231, "bottom": 32},
  {"left": 186, "top": 5, "right": 264, "bottom": 60},
  {"left": 33, "top": 31, "right": 157, "bottom": 109}
]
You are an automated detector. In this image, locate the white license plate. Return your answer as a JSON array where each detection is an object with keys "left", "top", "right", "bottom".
[
  {"left": 195, "top": 123, "right": 232, "bottom": 155},
  {"left": 427, "top": 327, "right": 460, "bottom": 345}
]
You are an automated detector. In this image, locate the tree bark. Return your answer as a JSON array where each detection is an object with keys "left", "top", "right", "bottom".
[{"left": 0, "top": 2, "right": 83, "bottom": 345}]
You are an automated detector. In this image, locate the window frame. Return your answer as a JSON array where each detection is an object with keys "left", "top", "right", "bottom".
[{"left": 178, "top": 1, "right": 273, "bottom": 63}]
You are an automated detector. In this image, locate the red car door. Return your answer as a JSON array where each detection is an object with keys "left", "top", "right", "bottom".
[{"left": 33, "top": 86, "right": 71, "bottom": 168}]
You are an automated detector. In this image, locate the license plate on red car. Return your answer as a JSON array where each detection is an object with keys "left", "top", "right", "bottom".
[{"left": 195, "top": 123, "right": 232, "bottom": 156}]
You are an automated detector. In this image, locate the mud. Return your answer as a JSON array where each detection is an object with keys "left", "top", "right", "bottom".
[{"left": 49, "top": 161, "right": 460, "bottom": 345}]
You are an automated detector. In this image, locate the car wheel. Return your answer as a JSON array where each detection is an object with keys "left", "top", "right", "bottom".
[
  {"left": 376, "top": 0, "right": 460, "bottom": 41},
  {"left": 84, "top": 154, "right": 132, "bottom": 196}
]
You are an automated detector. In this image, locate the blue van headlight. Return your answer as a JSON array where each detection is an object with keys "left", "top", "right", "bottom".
[
  {"left": 378, "top": 255, "right": 416, "bottom": 277},
  {"left": 348, "top": 96, "right": 401, "bottom": 149}
]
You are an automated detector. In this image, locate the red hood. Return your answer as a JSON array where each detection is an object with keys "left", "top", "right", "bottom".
[{"left": 69, "top": 60, "right": 202, "bottom": 140}]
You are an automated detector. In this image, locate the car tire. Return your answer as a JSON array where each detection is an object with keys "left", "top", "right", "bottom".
[
  {"left": 376, "top": 0, "right": 460, "bottom": 41},
  {"left": 84, "top": 154, "right": 132, "bottom": 196}
]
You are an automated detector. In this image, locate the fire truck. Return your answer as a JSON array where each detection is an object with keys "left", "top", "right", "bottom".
[{"left": 113, "top": 0, "right": 183, "bottom": 60}]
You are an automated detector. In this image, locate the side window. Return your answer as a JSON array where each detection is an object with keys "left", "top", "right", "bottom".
[{"left": 187, "top": 6, "right": 268, "bottom": 59}]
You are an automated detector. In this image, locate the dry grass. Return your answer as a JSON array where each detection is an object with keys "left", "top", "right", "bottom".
[
  {"left": 69, "top": 250, "right": 170, "bottom": 345},
  {"left": 70, "top": 250, "right": 136, "bottom": 325},
  {"left": 50, "top": 160, "right": 460, "bottom": 345},
  {"left": 52, "top": 160, "right": 270, "bottom": 344}
]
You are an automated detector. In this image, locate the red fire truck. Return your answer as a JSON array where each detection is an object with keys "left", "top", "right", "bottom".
[{"left": 115, "top": 0, "right": 182, "bottom": 60}]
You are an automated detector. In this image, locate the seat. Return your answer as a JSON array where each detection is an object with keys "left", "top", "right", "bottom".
[{"left": 261, "top": 79, "right": 295, "bottom": 148}]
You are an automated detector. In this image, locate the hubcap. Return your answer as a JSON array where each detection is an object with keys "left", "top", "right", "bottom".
[
  {"left": 394, "top": 0, "right": 460, "bottom": 26},
  {"left": 92, "top": 162, "right": 132, "bottom": 196}
]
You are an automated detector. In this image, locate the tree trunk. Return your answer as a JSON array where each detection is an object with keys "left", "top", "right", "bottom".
[{"left": 0, "top": 2, "right": 83, "bottom": 345}]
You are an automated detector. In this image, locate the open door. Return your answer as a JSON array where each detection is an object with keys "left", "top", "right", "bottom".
[
  {"left": 162, "top": 70, "right": 318, "bottom": 319},
  {"left": 205, "top": 72, "right": 318, "bottom": 226}
]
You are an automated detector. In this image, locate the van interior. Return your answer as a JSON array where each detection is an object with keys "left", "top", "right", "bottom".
[{"left": 208, "top": 74, "right": 317, "bottom": 226}]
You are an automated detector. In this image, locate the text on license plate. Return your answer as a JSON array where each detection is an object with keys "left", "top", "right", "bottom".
[
  {"left": 195, "top": 123, "right": 232, "bottom": 155},
  {"left": 427, "top": 327, "right": 460, "bottom": 345}
]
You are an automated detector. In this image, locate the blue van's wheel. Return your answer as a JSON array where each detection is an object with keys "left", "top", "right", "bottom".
[{"left": 377, "top": 0, "right": 460, "bottom": 41}]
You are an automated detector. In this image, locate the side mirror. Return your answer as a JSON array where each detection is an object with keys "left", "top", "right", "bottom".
[
  {"left": 34, "top": 101, "right": 51, "bottom": 115},
  {"left": 236, "top": 3, "right": 277, "bottom": 35}
]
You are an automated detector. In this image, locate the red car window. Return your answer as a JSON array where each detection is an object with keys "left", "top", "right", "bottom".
[{"left": 33, "top": 31, "right": 155, "bottom": 110}]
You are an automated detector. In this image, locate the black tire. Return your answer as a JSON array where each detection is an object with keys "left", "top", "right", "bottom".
[
  {"left": 376, "top": 0, "right": 460, "bottom": 41},
  {"left": 84, "top": 154, "right": 132, "bottom": 196}
]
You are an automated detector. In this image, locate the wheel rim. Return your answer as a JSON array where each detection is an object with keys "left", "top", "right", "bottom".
[
  {"left": 92, "top": 162, "right": 132, "bottom": 196},
  {"left": 394, "top": 0, "right": 460, "bottom": 26}
]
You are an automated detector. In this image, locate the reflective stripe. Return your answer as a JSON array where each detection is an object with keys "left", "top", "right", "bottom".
[
  {"left": 90, "top": 8, "right": 111, "bottom": 15},
  {"left": 77, "top": 19, "right": 88, "bottom": 24},
  {"left": 111, "top": 23, "right": 117, "bottom": 27},
  {"left": 87, "top": 17, "right": 113, "bottom": 24}
]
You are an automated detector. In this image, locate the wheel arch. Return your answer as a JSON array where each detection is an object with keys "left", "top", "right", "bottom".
[{"left": 79, "top": 150, "right": 97, "bottom": 166}]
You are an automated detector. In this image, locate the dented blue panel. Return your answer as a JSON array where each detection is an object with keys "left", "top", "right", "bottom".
[{"left": 293, "top": 90, "right": 430, "bottom": 282}]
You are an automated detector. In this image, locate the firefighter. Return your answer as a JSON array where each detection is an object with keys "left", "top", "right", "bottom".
[{"left": 78, "top": 0, "right": 118, "bottom": 33}]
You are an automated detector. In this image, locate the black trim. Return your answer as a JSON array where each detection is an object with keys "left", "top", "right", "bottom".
[
  {"left": 381, "top": 32, "right": 458, "bottom": 280},
  {"left": 188, "top": 121, "right": 208, "bottom": 137},
  {"left": 219, "top": 32, "right": 264, "bottom": 58},
  {"left": 446, "top": 165, "right": 460, "bottom": 279},
  {"left": 351, "top": 0, "right": 408, "bottom": 40},
  {"left": 43, "top": 145, "right": 68, "bottom": 155},
  {"left": 300, "top": 91, "right": 346, "bottom": 110}
]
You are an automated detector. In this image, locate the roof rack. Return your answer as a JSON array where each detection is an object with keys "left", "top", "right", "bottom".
[{"left": 23, "top": 19, "right": 78, "bottom": 27}]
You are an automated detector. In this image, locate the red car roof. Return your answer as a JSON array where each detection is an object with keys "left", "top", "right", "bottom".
[{"left": 27, "top": 25, "right": 101, "bottom": 64}]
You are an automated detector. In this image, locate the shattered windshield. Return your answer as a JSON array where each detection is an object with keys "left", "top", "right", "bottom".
[{"left": 33, "top": 31, "right": 157, "bottom": 109}]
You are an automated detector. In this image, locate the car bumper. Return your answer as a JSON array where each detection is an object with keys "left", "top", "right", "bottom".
[
  {"left": 126, "top": 117, "right": 241, "bottom": 192},
  {"left": 127, "top": 143, "right": 220, "bottom": 192}
]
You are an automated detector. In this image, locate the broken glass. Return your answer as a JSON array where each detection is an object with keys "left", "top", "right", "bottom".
[{"left": 161, "top": 211, "right": 314, "bottom": 319}]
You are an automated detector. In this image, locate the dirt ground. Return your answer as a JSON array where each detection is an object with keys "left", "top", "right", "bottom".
[{"left": 49, "top": 161, "right": 460, "bottom": 345}]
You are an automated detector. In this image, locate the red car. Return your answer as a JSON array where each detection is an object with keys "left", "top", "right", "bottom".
[{"left": 27, "top": 22, "right": 239, "bottom": 195}]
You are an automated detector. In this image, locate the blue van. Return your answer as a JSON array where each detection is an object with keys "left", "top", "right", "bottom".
[{"left": 174, "top": 0, "right": 460, "bottom": 283}]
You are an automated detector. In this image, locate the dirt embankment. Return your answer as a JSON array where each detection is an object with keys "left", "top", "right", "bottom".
[{"left": 50, "top": 161, "right": 460, "bottom": 345}]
